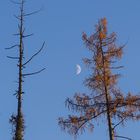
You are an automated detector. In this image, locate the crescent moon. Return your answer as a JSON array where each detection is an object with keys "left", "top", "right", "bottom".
[{"left": 76, "top": 64, "right": 81, "bottom": 75}]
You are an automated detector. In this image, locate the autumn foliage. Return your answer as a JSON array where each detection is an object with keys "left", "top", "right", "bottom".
[{"left": 58, "top": 18, "right": 140, "bottom": 140}]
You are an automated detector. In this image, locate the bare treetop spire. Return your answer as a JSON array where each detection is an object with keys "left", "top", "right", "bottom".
[{"left": 7, "top": 1, "right": 46, "bottom": 140}]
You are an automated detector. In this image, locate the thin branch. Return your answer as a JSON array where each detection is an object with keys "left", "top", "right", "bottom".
[
  {"left": 23, "top": 33, "right": 34, "bottom": 38},
  {"left": 66, "top": 98, "right": 106, "bottom": 110},
  {"left": 74, "top": 109, "right": 106, "bottom": 134},
  {"left": 114, "top": 135, "right": 132, "bottom": 140},
  {"left": 7, "top": 56, "right": 19, "bottom": 59},
  {"left": 5, "top": 45, "right": 19, "bottom": 50},
  {"left": 113, "top": 117, "right": 126, "bottom": 130},
  {"left": 23, "top": 7, "right": 43, "bottom": 17},
  {"left": 14, "top": 15, "right": 21, "bottom": 20},
  {"left": 23, "top": 41, "right": 45, "bottom": 66},
  {"left": 110, "top": 66, "right": 124, "bottom": 69},
  {"left": 10, "top": 0, "right": 22, "bottom": 5},
  {"left": 13, "top": 34, "right": 20, "bottom": 36},
  {"left": 22, "top": 68, "right": 45, "bottom": 77}
]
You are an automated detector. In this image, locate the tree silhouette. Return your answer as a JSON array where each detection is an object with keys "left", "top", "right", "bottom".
[
  {"left": 6, "top": 0, "right": 45, "bottom": 140},
  {"left": 59, "top": 18, "right": 140, "bottom": 140}
]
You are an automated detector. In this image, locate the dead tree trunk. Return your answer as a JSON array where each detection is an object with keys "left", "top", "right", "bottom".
[{"left": 7, "top": 1, "right": 46, "bottom": 140}]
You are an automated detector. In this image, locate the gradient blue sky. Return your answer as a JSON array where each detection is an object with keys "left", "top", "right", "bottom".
[{"left": 0, "top": 0, "right": 140, "bottom": 140}]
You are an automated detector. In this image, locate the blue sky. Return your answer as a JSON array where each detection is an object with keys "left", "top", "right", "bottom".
[{"left": 0, "top": 0, "right": 140, "bottom": 140}]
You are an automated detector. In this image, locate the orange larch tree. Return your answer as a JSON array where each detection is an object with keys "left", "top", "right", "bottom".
[{"left": 59, "top": 18, "right": 140, "bottom": 140}]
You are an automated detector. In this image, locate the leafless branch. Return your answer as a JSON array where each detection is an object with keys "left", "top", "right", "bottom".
[
  {"left": 13, "top": 33, "right": 20, "bottom": 36},
  {"left": 10, "top": 0, "right": 22, "bottom": 5},
  {"left": 5, "top": 45, "right": 19, "bottom": 50},
  {"left": 23, "top": 41, "right": 45, "bottom": 66},
  {"left": 113, "top": 117, "right": 126, "bottom": 130},
  {"left": 22, "top": 68, "right": 45, "bottom": 77},
  {"left": 23, "top": 7, "right": 43, "bottom": 17},
  {"left": 7, "top": 56, "right": 19, "bottom": 59},
  {"left": 114, "top": 135, "right": 132, "bottom": 140},
  {"left": 23, "top": 33, "right": 34, "bottom": 38},
  {"left": 14, "top": 15, "right": 21, "bottom": 20}
]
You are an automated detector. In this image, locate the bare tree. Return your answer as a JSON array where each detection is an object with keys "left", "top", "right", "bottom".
[
  {"left": 6, "top": 0, "right": 45, "bottom": 140},
  {"left": 59, "top": 18, "right": 140, "bottom": 140}
]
